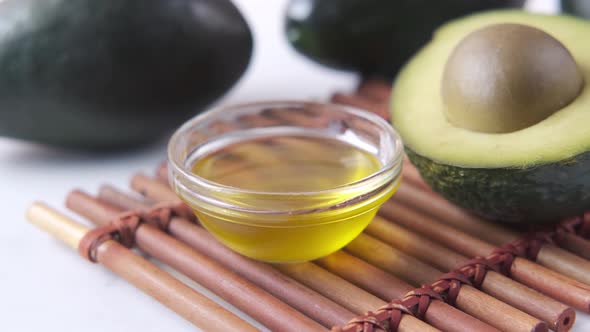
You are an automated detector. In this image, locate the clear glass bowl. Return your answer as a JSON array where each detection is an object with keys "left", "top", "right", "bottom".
[{"left": 168, "top": 101, "right": 403, "bottom": 262}]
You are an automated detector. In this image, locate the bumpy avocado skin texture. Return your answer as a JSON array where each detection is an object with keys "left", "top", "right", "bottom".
[
  {"left": 0, "top": 0, "right": 252, "bottom": 149},
  {"left": 285, "top": 0, "right": 525, "bottom": 79},
  {"left": 407, "top": 149, "right": 590, "bottom": 223}
]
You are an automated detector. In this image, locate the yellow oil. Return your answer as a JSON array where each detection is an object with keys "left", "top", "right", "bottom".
[{"left": 187, "top": 135, "right": 399, "bottom": 262}]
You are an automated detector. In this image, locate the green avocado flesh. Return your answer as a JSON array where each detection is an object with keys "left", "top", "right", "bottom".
[
  {"left": 0, "top": 0, "right": 252, "bottom": 149},
  {"left": 392, "top": 11, "right": 590, "bottom": 223}
]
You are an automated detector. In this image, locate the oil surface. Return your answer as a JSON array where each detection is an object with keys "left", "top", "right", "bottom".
[
  {"left": 187, "top": 134, "right": 396, "bottom": 262},
  {"left": 191, "top": 135, "right": 381, "bottom": 192}
]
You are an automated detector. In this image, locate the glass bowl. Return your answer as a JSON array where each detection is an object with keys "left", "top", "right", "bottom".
[{"left": 168, "top": 101, "right": 403, "bottom": 262}]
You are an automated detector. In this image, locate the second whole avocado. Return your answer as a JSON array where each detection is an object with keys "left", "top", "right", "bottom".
[{"left": 285, "top": 0, "right": 525, "bottom": 79}]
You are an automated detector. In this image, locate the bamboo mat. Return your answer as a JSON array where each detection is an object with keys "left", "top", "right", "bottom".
[{"left": 27, "top": 80, "right": 590, "bottom": 332}]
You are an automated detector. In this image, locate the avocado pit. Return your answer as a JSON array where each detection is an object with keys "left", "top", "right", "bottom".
[{"left": 441, "top": 23, "right": 584, "bottom": 133}]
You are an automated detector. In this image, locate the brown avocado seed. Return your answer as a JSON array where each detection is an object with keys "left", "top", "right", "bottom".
[{"left": 441, "top": 23, "right": 584, "bottom": 133}]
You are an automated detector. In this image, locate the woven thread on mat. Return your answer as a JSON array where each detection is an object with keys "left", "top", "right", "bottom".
[
  {"left": 336, "top": 211, "right": 590, "bottom": 331},
  {"left": 557, "top": 212, "right": 590, "bottom": 239},
  {"left": 78, "top": 202, "right": 195, "bottom": 262},
  {"left": 80, "top": 198, "right": 590, "bottom": 332}
]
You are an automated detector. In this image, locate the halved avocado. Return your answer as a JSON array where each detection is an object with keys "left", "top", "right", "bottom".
[{"left": 392, "top": 11, "right": 590, "bottom": 223}]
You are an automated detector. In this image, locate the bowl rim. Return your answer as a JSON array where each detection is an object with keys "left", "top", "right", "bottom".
[{"left": 167, "top": 100, "right": 404, "bottom": 213}]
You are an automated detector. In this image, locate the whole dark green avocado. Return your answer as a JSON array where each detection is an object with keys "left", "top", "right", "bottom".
[
  {"left": 285, "top": 0, "right": 525, "bottom": 79},
  {"left": 0, "top": 0, "right": 253, "bottom": 149}
]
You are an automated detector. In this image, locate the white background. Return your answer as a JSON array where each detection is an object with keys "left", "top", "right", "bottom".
[{"left": 2, "top": 0, "right": 588, "bottom": 331}]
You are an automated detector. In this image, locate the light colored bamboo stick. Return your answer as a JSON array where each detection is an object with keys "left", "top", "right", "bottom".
[
  {"left": 66, "top": 191, "right": 328, "bottom": 332},
  {"left": 26, "top": 202, "right": 257, "bottom": 332}
]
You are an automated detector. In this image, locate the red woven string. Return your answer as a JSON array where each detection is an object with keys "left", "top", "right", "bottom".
[
  {"left": 432, "top": 272, "right": 472, "bottom": 305},
  {"left": 333, "top": 315, "right": 386, "bottom": 332},
  {"left": 337, "top": 210, "right": 590, "bottom": 331},
  {"left": 457, "top": 257, "right": 499, "bottom": 288},
  {"left": 401, "top": 286, "right": 443, "bottom": 319},
  {"left": 557, "top": 212, "right": 590, "bottom": 239},
  {"left": 78, "top": 202, "right": 195, "bottom": 263},
  {"left": 333, "top": 300, "right": 414, "bottom": 332}
]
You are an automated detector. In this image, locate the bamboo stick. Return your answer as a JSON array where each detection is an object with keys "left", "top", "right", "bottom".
[
  {"left": 356, "top": 79, "right": 392, "bottom": 103},
  {"left": 395, "top": 182, "right": 590, "bottom": 282},
  {"left": 99, "top": 185, "right": 152, "bottom": 211},
  {"left": 26, "top": 202, "right": 257, "bottom": 332},
  {"left": 316, "top": 251, "right": 413, "bottom": 300},
  {"left": 96, "top": 186, "right": 359, "bottom": 328},
  {"left": 380, "top": 200, "right": 590, "bottom": 313},
  {"left": 392, "top": 183, "right": 516, "bottom": 245},
  {"left": 384, "top": 200, "right": 496, "bottom": 255},
  {"left": 157, "top": 161, "right": 169, "bottom": 183},
  {"left": 275, "top": 262, "right": 387, "bottom": 314},
  {"left": 348, "top": 233, "right": 438, "bottom": 285},
  {"left": 317, "top": 251, "right": 500, "bottom": 332},
  {"left": 536, "top": 244, "right": 590, "bottom": 286},
  {"left": 346, "top": 234, "right": 547, "bottom": 332},
  {"left": 132, "top": 173, "right": 182, "bottom": 203},
  {"left": 66, "top": 192, "right": 328, "bottom": 332},
  {"left": 367, "top": 216, "right": 466, "bottom": 271},
  {"left": 367, "top": 216, "right": 575, "bottom": 332},
  {"left": 555, "top": 233, "right": 590, "bottom": 261},
  {"left": 400, "top": 160, "right": 432, "bottom": 192}
]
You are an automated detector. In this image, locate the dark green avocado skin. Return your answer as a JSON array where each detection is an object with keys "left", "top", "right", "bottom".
[
  {"left": 285, "top": 0, "right": 525, "bottom": 79},
  {"left": 562, "top": 0, "right": 590, "bottom": 19},
  {"left": 0, "top": 0, "right": 252, "bottom": 149},
  {"left": 406, "top": 148, "right": 590, "bottom": 224}
]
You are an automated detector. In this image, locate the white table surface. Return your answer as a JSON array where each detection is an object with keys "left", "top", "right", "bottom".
[{"left": 2, "top": 0, "right": 588, "bottom": 331}]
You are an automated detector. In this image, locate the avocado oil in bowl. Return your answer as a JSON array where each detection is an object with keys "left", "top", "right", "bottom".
[{"left": 168, "top": 101, "right": 403, "bottom": 262}]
